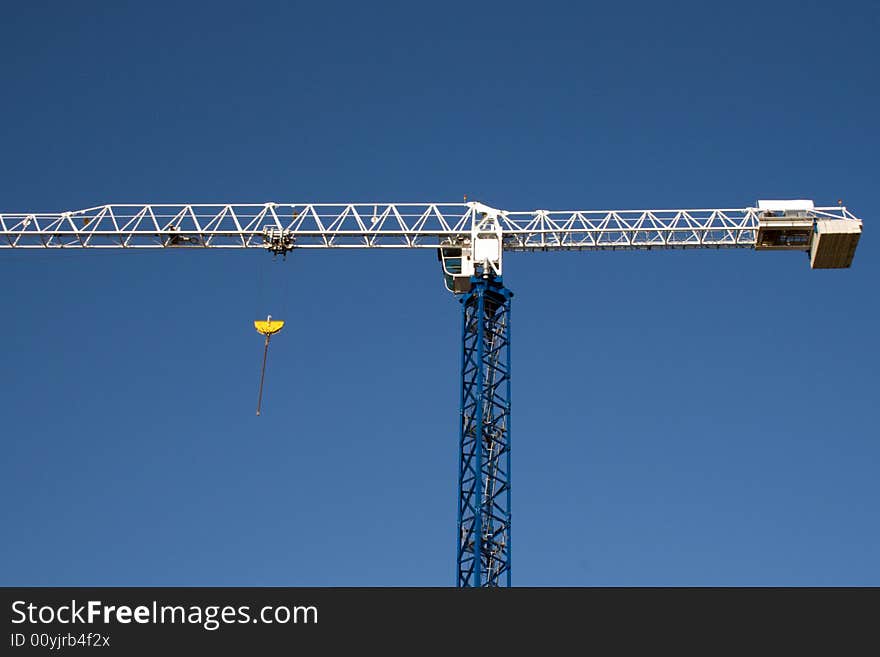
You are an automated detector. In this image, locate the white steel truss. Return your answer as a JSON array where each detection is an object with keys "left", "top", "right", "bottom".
[{"left": 0, "top": 202, "right": 860, "bottom": 251}]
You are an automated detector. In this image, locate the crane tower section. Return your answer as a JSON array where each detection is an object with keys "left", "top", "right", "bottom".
[{"left": 457, "top": 277, "right": 512, "bottom": 587}]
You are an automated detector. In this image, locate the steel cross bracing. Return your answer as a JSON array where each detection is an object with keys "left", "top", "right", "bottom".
[
  {"left": 457, "top": 277, "right": 512, "bottom": 587},
  {"left": 0, "top": 202, "right": 860, "bottom": 251}
]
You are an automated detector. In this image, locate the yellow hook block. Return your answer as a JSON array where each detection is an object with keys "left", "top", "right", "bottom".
[
  {"left": 254, "top": 314, "right": 284, "bottom": 416},
  {"left": 254, "top": 315, "right": 284, "bottom": 336}
]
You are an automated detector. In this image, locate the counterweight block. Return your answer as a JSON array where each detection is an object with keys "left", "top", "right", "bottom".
[{"left": 754, "top": 199, "right": 863, "bottom": 269}]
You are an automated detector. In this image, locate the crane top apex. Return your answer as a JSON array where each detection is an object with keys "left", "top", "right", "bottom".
[{"left": 467, "top": 201, "right": 505, "bottom": 218}]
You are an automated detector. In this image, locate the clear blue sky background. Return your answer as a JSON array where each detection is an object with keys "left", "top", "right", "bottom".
[{"left": 1, "top": 0, "right": 877, "bottom": 586}]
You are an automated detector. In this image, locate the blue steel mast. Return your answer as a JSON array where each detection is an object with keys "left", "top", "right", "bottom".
[{"left": 457, "top": 275, "right": 513, "bottom": 587}]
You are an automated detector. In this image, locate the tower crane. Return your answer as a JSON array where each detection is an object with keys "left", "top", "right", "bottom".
[{"left": 0, "top": 199, "right": 863, "bottom": 587}]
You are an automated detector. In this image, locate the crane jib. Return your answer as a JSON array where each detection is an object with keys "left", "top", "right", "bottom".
[{"left": 0, "top": 200, "right": 862, "bottom": 274}]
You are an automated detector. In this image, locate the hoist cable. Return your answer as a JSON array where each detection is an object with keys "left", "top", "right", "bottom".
[{"left": 255, "top": 334, "right": 271, "bottom": 416}]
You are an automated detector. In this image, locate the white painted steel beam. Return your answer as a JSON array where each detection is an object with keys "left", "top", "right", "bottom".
[{"left": 0, "top": 202, "right": 861, "bottom": 256}]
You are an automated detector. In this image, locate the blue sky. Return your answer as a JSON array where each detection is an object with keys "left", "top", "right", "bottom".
[{"left": 1, "top": 0, "right": 877, "bottom": 586}]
